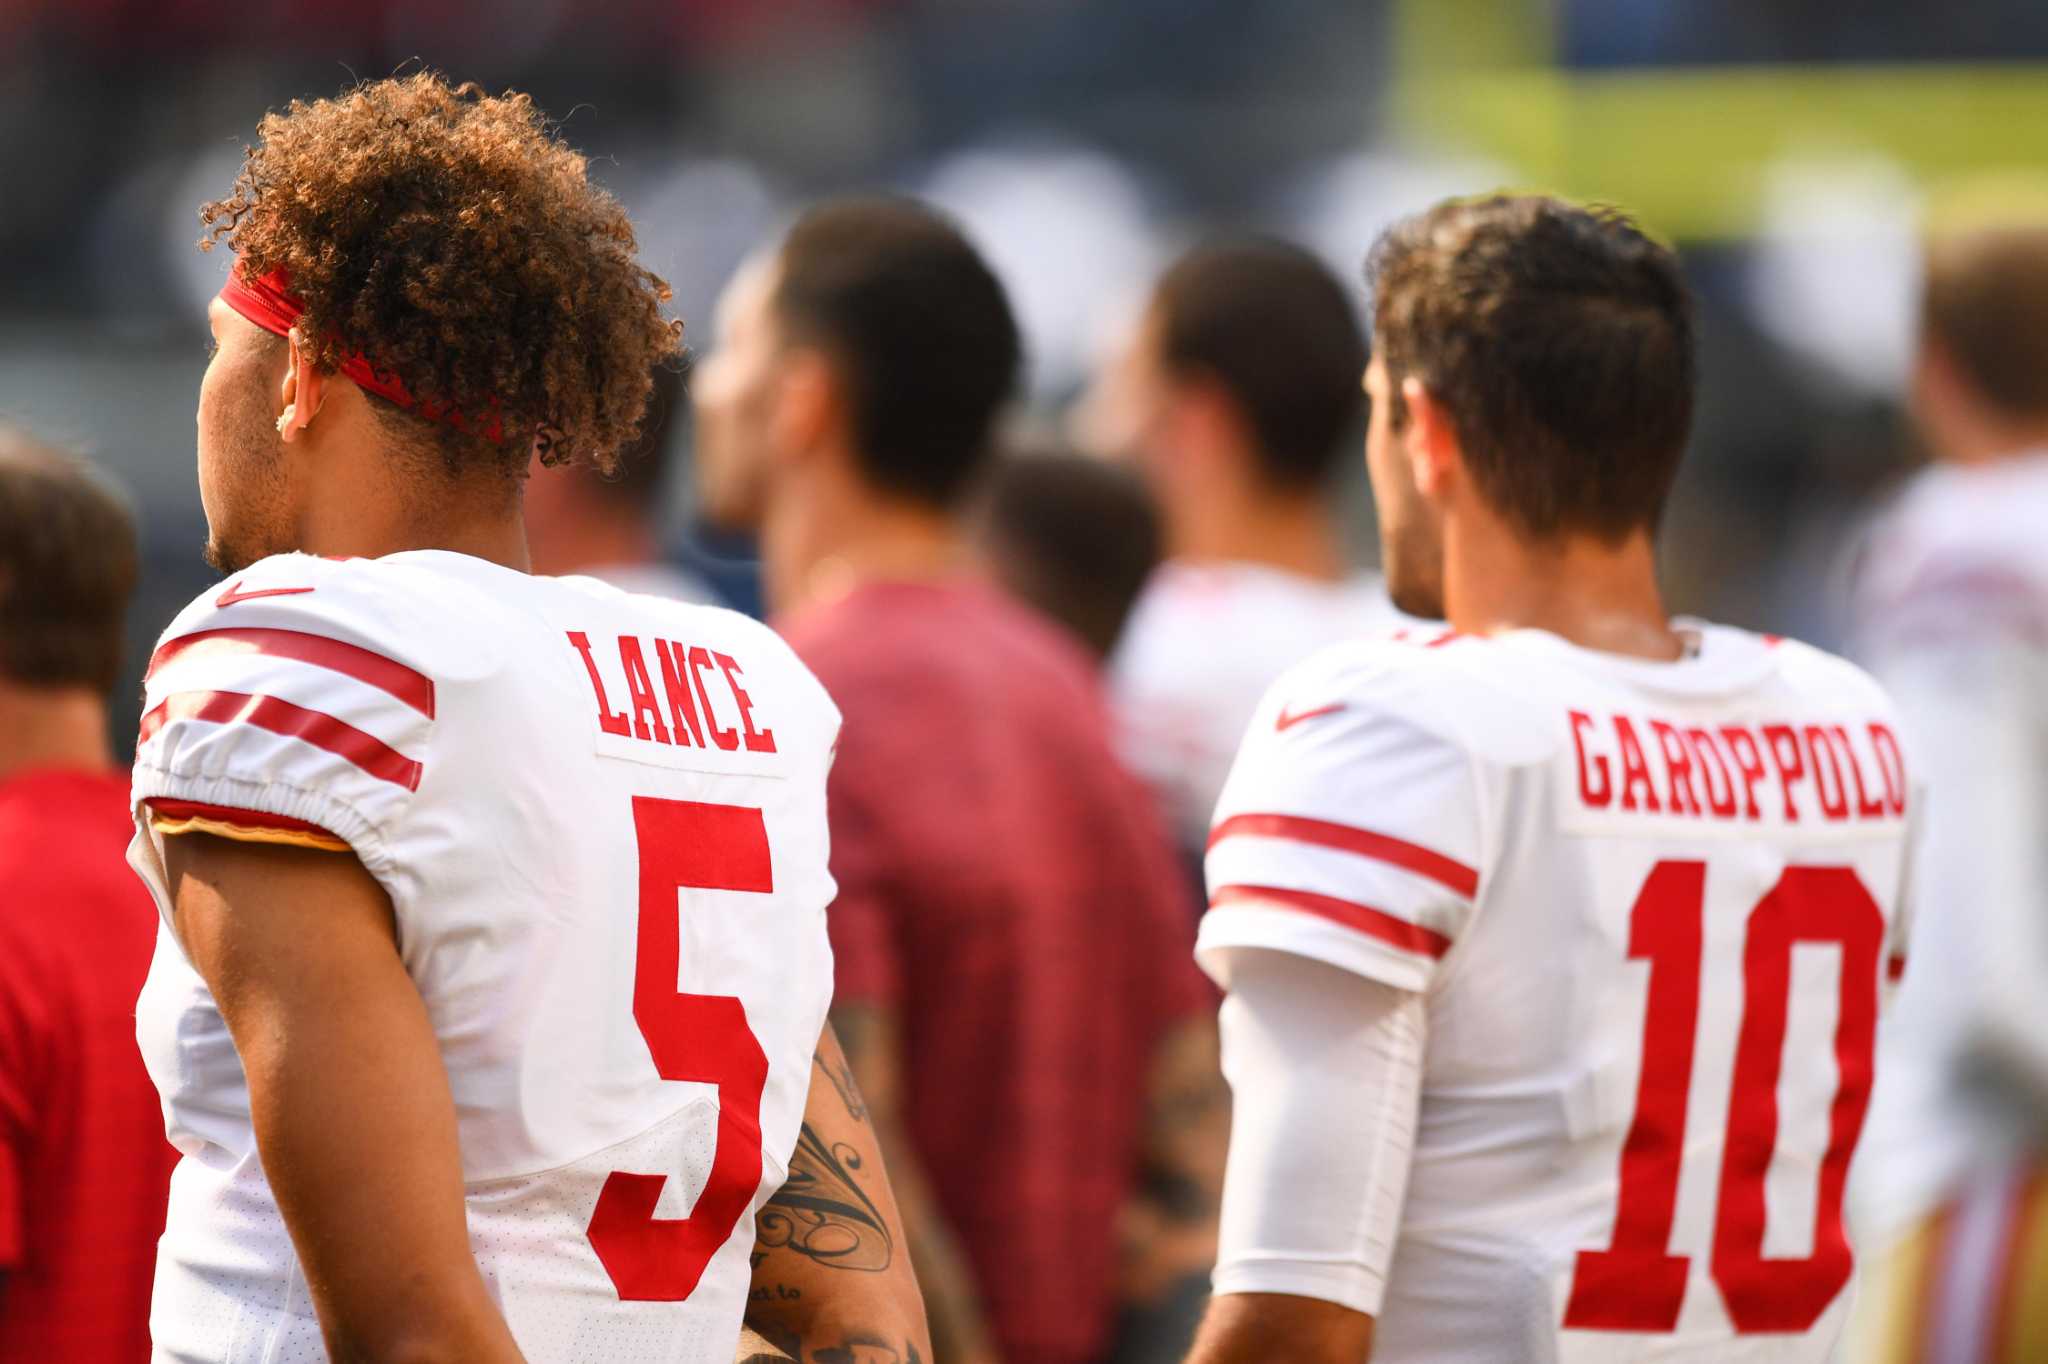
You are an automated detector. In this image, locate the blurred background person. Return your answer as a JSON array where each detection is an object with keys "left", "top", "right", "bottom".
[
  {"left": 522, "top": 362, "right": 718, "bottom": 603},
  {"left": 1082, "top": 239, "right": 1405, "bottom": 859},
  {"left": 968, "top": 446, "right": 1163, "bottom": 663},
  {"left": 0, "top": 428, "right": 173, "bottom": 1362},
  {"left": 1849, "top": 194, "right": 2048, "bottom": 1363},
  {"left": 693, "top": 198, "right": 1224, "bottom": 1364}
]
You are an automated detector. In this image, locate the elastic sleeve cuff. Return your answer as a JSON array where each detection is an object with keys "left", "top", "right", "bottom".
[
  {"left": 148, "top": 798, "right": 351, "bottom": 852},
  {"left": 1211, "top": 1256, "right": 1385, "bottom": 1317},
  {"left": 132, "top": 763, "right": 394, "bottom": 886}
]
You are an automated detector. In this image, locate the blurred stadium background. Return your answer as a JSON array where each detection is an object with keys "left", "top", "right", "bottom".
[{"left": 6, "top": 0, "right": 2047, "bottom": 748}]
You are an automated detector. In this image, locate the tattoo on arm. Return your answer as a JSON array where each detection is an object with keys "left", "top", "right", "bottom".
[
  {"left": 759, "top": 1123, "right": 894, "bottom": 1272},
  {"left": 814, "top": 1048, "right": 868, "bottom": 1124}
]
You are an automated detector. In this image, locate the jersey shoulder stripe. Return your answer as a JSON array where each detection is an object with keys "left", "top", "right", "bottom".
[
  {"left": 1209, "top": 883, "right": 1454, "bottom": 959},
  {"left": 148, "top": 626, "right": 436, "bottom": 718},
  {"left": 1208, "top": 812, "right": 1480, "bottom": 899},
  {"left": 139, "top": 690, "right": 424, "bottom": 792}
]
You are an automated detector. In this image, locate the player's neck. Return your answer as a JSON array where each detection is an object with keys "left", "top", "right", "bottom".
[
  {"left": 1933, "top": 411, "right": 2048, "bottom": 467},
  {"left": 1170, "top": 478, "right": 1349, "bottom": 583},
  {"left": 0, "top": 683, "right": 112, "bottom": 784},
  {"left": 760, "top": 472, "right": 965, "bottom": 618},
  {"left": 1445, "top": 520, "right": 1682, "bottom": 662},
  {"left": 295, "top": 469, "right": 532, "bottom": 572}
]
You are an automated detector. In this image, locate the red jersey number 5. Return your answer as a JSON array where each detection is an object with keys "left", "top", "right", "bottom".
[{"left": 586, "top": 797, "right": 773, "bottom": 1301}]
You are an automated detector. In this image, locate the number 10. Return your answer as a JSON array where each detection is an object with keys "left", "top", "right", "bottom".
[{"left": 1562, "top": 862, "right": 1884, "bottom": 1335}]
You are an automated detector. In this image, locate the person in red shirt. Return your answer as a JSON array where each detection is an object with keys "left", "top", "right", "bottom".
[
  {"left": 693, "top": 199, "right": 1226, "bottom": 1364},
  {"left": 0, "top": 428, "right": 174, "bottom": 1361}
]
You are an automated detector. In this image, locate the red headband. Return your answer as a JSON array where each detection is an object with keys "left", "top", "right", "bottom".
[{"left": 217, "top": 266, "right": 503, "bottom": 443}]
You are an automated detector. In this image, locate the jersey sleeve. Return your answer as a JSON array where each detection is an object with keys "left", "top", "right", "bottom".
[
  {"left": 130, "top": 557, "right": 438, "bottom": 887},
  {"left": 1200, "top": 653, "right": 1486, "bottom": 994}
]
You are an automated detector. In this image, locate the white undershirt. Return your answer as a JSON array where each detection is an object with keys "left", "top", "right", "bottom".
[{"left": 1209, "top": 943, "right": 1426, "bottom": 1316}]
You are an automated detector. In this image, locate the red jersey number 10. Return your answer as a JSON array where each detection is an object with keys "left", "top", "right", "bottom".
[
  {"left": 1564, "top": 862, "right": 1884, "bottom": 1334},
  {"left": 586, "top": 797, "right": 774, "bottom": 1301}
]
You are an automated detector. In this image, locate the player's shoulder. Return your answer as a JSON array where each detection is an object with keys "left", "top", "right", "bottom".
[
  {"left": 155, "top": 551, "right": 510, "bottom": 685},
  {"left": 1264, "top": 626, "right": 1550, "bottom": 729},
  {"left": 1240, "top": 627, "right": 1531, "bottom": 776},
  {"left": 1859, "top": 457, "right": 2048, "bottom": 649},
  {"left": 1758, "top": 629, "right": 1900, "bottom": 719}
]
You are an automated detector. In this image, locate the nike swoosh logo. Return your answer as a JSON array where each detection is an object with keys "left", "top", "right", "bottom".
[
  {"left": 216, "top": 581, "right": 316, "bottom": 608},
  {"left": 1275, "top": 702, "right": 1346, "bottom": 732}
]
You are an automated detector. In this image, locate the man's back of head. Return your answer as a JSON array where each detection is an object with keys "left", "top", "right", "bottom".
[
  {"left": 1086, "top": 238, "right": 1365, "bottom": 575},
  {"left": 969, "top": 448, "right": 1162, "bottom": 662},
  {"left": 1915, "top": 189, "right": 2048, "bottom": 465},
  {"left": 691, "top": 196, "right": 1022, "bottom": 614},
  {"left": 773, "top": 197, "right": 1022, "bottom": 508},
  {"left": 1363, "top": 194, "right": 1696, "bottom": 630},
  {"left": 0, "top": 428, "right": 137, "bottom": 773}
]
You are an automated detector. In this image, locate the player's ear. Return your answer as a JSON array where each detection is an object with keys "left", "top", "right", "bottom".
[
  {"left": 1402, "top": 375, "right": 1459, "bottom": 499},
  {"left": 277, "top": 327, "right": 329, "bottom": 444},
  {"left": 770, "top": 347, "right": 841, "bottom": 470},
  {"left": 1168, "top": 376, "right": 1248, "bottom": 478}
]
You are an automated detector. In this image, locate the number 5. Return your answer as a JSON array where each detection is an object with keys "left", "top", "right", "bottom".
[{"left": 586, "top": 798, "right": 774, "bottom": 1301}]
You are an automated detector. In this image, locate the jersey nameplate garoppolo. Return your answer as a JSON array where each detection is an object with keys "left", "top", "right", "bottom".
[{"left": 1202, "top": 622, "right": 1918, "bottom": 1362}]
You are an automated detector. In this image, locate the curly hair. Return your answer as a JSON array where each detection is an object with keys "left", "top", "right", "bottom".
[{"left": 201, "top": 72, "right": 683, "bottom": 476}]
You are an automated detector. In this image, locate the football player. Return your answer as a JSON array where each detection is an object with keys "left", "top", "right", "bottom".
[
  {"left": 1847, "top": 198, "right": 2048, "bottom": 1363},
  {"left": 1083, "top": 239, "right": 1406, "bottom": 859},
  {"left": 1187, "top": 196, "right": 1918, "bottom": 1362},
  {"left": 128, "top": 75, "right": 925, "bottom": 1363}
]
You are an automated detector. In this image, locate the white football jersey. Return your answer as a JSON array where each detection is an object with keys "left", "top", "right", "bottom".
[
  {"left": 1201, "top": 623, "right": 1918, "bottom": 1361},
  {"left": 127, "top": 549, "right": 841, "bottom": 1364},
  {"left": 1850, "top": 451, "right": 2048, "bottom": 1244},
  {"left": 1110, "top": 560, "right": 1404, "bottom": 850}
]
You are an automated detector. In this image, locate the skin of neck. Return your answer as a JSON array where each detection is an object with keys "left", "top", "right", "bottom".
[
  {"left": 758, "top": 447, "right": 965, "bottom": 619},
  {"left": 0, "top": 681, "right": 111, "bottom": 783},
  {"left": 1916, "top": 369, "right": 2048, "bottom": 468},
  {"left": 1157, "top": 401, "right": 1349, "bottom": 581},
  {"left": 1442, "top": 497, "right": 1682, "bottom": 662},
  {"left": 1167, "top": 464, "right": 1349, "bottom": 582},
  {"left": 289, "top": 387, "right": 532, "bottom": 572}
]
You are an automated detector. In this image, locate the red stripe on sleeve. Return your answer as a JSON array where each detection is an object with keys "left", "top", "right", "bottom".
[
  {"left": 147, "top": 627, "right": 435, "bottom": 718},
  {"left": 1209, "top": 883, "right": 1454, "bottom": 959},
  {"left": 138, "top": 690, "right": 423, "bottom": 792},
  {"left": 1208, "top": 812, "right": 1480, "bottom": 898}
]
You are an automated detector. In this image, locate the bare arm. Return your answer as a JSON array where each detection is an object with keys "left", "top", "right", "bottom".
[
  {"left": 162, "top": 832, "right": 522, "bottom": 1364},
  {"left": 825, "top": 1003, "right": 1000, "bottom": 1364},
  {"left": 1186, "top": 1292, "right": 1374, "bottom": 1364},
  {"left": 742, "top": 1022, "right": 931, "bottom": 1363}
]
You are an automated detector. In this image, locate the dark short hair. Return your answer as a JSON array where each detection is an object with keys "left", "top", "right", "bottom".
[
  {"left": 1152, "top": 238, "right": 1367, "bottom": 490},
  {"left": 1923, "top": 220, "right": 2048, "bottom": 421},
  {"left": 1368, "top": 195, "right": 1696, "bottom": 540},
  {"left": 772, "top": 197, "right": 1021, "bottom": 508},
  {"left": 0, "top": 430, "right": 138, "bottom": 695},
  {"left": 970, "top": 450, "right": 1161, "bottom": 660}
]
